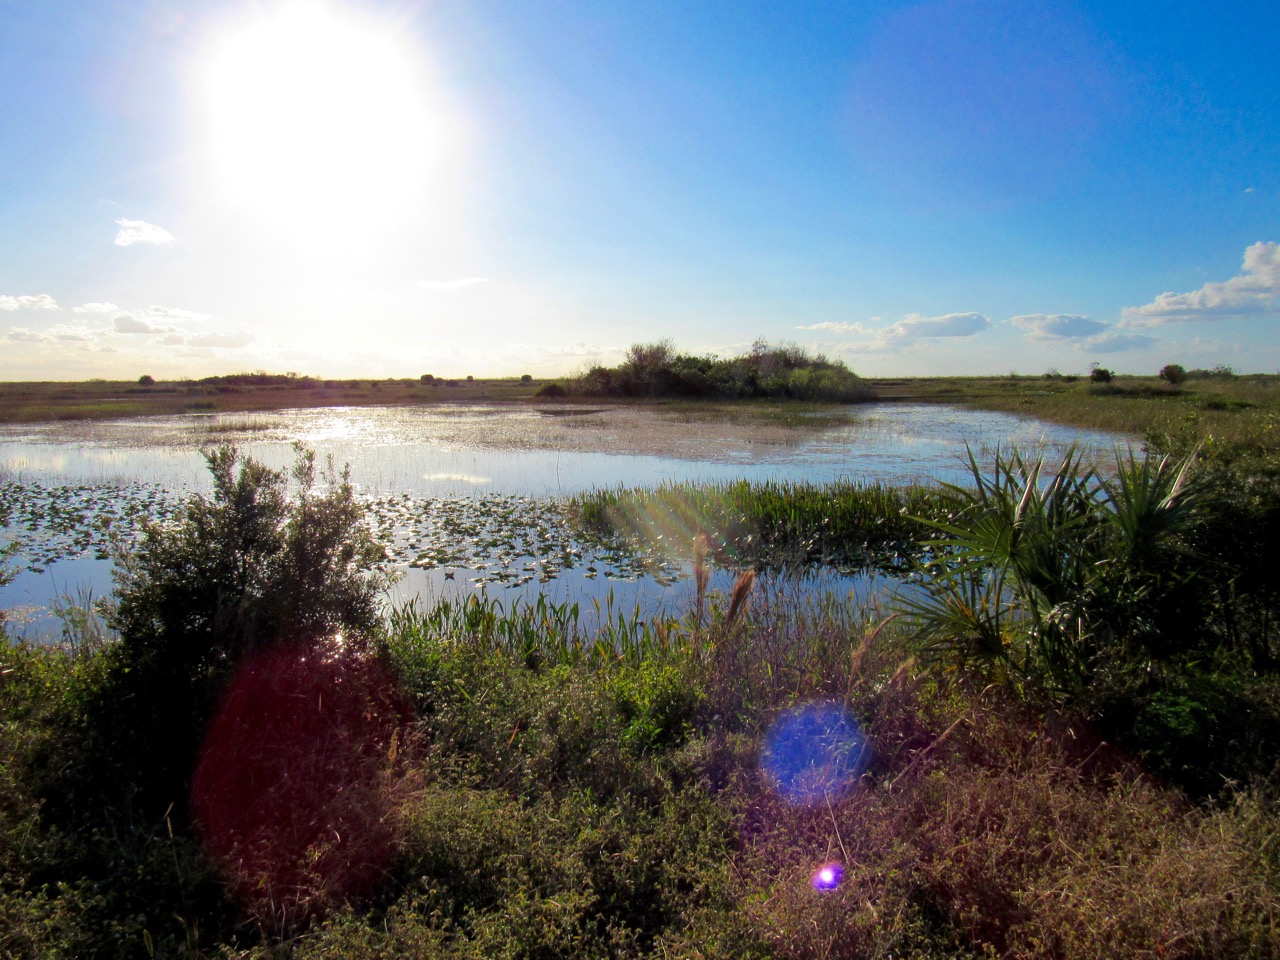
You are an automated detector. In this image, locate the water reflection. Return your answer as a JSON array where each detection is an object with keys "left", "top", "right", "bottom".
[{"left": 1, "top": 403, "right": 1131, "bottom": 639}]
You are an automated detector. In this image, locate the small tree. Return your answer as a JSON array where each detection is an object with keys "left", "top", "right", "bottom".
[
  {"left": 1090, "top": 365, "right": 1113, "bottom": 383},
  {"left": 1159, "top": 363, "right": 1187, "bottom": 385},
  {"left": 138, "top": 374, "right": 155, "bottom": 386}
]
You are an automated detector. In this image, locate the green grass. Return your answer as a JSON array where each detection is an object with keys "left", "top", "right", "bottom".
[
  {"left": 5, "top": 589, "right": 1280, "bottom": 957},
  {"left": 875, "top": 373, "right": 1280, "bottom": 467},
  {"left": 570, "top": 478, "right": 946, "bottom": 572}
]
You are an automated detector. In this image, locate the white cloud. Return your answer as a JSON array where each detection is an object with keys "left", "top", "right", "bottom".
[
  {"left": 1011, "top": 313, "right": 1110, "bottom": 341},
  {"left": 416, "top": 277, "right": 489, "bottom": 290},
  {"left": 144, "top": 305, "right": 211, "bottom": 322},
  {"left": 45, "top": 324, "right": 97, "bottom": 343},
  {"left": 0, "top": 294, "right": 57, "bottom": 311},
  {"left": 73, "top": 302, "right": 121, "bottom": 314},
  {"left": 802, "top": 312, "right": 990, "bottom": 351},
  {"left": 798, "top": 321, "right": 867, "bottom": 335},
  {"left": 114, "top": 219, "right": 176, "bottom": 246},
  {"left": 1122, "top": 241, "right": 1280, "bottom": 325},
  {"left": 187, "top": 331, "right": 255, "bottom": 349},
  {"left": 113, "top": 313, "right": 175, "bottom": 334},
  {"left": 6, "top": 327, "right": 48, "bottom": 343},
  {"left": 1012, "top": 312, "right": 1156, "bottom": 352}
]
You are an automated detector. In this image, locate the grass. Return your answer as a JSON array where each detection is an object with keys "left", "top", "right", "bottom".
[
  {"left": 570, "top": 478, "right": 946, "bottom": 573},
  {"left": 0, "top": 374, "right": 545, "bottom": 423},
  {"left": 873, "top": 373, "right": 1280, "bottom": 466},
  {"left": 5, "top": 588, "right": 1279, "bottom": 957}
]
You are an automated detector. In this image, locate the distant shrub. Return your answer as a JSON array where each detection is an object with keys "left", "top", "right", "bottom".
[
  {"left": 556, "top": 339, "right": 871, "bottom": 402},
  {"left": 537, "top": 382, "right": 568, "bottom": 398},
  {"left": 420, "top": 373, "right": 435, "bottom": 383},
  {"left": 137, "top": 374, "right": 155, "bottom": 386},
  {"left": 1160, "top": 363, "right": 1188, "bottom": 384},
  {"left": 1090, "top": 365, "right": 1114, "bottom": 383},
  {"left": 520, "top": 373, "right": 534, "bottom": 383}
]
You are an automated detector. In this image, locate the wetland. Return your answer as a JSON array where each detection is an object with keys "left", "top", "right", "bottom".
[{"left": 1, "top": 399, "right": 1129, "bottom": 637}]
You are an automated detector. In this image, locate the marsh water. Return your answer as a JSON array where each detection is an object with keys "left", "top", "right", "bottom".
[{"left": 1, "top": 402, "right": 1132, "bottom": 639}]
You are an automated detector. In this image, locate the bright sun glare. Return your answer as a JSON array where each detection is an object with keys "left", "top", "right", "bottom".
[{"left": 206, "top": 2, "right": 435, "bottom": 244}]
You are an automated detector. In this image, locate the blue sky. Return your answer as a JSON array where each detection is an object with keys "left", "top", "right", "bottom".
[{"left": 1, "top": 0, "right": 1278, "bottom": 380}]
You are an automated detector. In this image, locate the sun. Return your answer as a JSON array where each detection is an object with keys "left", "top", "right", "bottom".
[{"left": 205, "top": 2, "right": 438, "bottom": 245}]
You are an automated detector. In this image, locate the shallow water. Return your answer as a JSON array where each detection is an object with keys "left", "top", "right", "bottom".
[{"left": 0, "top": 401, "right": 1132, "bottom": 639}]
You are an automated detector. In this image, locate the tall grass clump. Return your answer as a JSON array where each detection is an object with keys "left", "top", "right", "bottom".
[{"left": 571, "top": 478, "right": 943, "bottom": 572}]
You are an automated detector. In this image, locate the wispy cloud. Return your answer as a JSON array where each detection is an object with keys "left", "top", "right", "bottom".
[
  {"left": 800, "top": 312, "right": 991, "bottom": 351},
  {"left": 114, "top": 219, "right": 176, "bottom": 246},
  {"left": 0, "top": 294, "right": 57, "bottom": 311},
  {"left": 9, "top": 323, "right": 99, "bottom": 343},
  {"left": 1122, "top": 241, "right": 1280, "bottom": 325},
  {"left": 73, "top": 302, "right": 121, "bottom": 314},
  {"left": 113, "top": 314, "right": 176, "bottom": 334},
  {"left": 1011, "top": 313, "right": 1109, "bottom": 341},
  {"left": 1012, "top": 312, "right": 1154, "bottom": 352},
  {"left": 416, "top": 277, "right": 489, "bottom": 291},
  {"left": 1085, "top": 332, "right": 1156, "bottom": 352},
  {"left": 187, "top": 331, "right": 255, "bottom": 349}
]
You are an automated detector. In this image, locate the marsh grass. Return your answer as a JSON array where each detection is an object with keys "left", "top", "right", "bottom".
[
  {"left": 883, "top": 373, "right": 1280, "bottom": 467},
  {"left": 571, "top": 478, "right": 944, "bottom": 572}
]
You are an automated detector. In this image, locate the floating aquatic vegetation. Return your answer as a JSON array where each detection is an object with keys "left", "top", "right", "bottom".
[{"left": 0, "top": 480, "right": 683, "bottom": 590}]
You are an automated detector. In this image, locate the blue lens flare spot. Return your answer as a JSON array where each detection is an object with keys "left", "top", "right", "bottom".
[
  {"left": 762, "top": 702, "right": 868, "bottom": 805},
  {"left": 811, "top": 862, "right": 844, "bottom": 891}
]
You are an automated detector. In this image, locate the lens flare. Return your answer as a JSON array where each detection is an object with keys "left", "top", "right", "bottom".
[
  {"left": 762, "top": 702, "right": 869, "bottom": 805},
  {"left": 811, "top": 862, "right": 844, "bottom": 891}
]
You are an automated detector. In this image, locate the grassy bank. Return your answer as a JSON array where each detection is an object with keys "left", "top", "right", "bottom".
[
  {"left": 0, "top": 373, "right": 543, "bottom": 423},
  {"left": 873, "top": 372, "right": 1280, "bottom": 467}
]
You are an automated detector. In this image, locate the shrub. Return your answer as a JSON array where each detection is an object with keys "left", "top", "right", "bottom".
[
  {"left": 1089, "top": 365, "right": 1113, "bottom": 383},
  {"left": 47, "top": 446, "right": 390, "bottom": 827},
  {"left": 137, "top": 374, "right": 155, "bottom": 386},
  {"left": 1160, "top": 363, "right": 1188, "bottom": 384}
]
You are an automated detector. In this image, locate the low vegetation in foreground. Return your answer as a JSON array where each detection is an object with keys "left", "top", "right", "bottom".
[{"left": 2, "top": 382, "right": 1280, "bottom": 957}]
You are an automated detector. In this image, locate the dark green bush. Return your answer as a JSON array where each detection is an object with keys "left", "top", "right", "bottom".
[
  {"left": 558, "top": 339, "right": 872, "bottom": 402},
  {"left": 45, "top": 445, "right": 390, "bottom": 827}
]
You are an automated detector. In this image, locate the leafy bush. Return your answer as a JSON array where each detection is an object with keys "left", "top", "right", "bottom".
[
  {"left": 1160, "top": 362, "right": 1188, "bottom": 384},
  {"left": 556, "top": 339, "right": 872, "bottom": 402},
  {"left": 46, "top": 445, "right": 391, "bottom": 827}
]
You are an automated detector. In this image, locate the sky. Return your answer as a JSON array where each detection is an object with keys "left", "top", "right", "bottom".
[{"left": 1, "top": 0, "right": 1278, "bottom": 381}]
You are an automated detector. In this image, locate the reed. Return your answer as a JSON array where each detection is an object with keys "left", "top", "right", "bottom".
[{"left": 570, "top": 478, "right": 945, "bottom": 572}]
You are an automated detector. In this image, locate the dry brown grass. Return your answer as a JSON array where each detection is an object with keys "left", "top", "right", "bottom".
[{"left": 733, "top": 685, "right": 1280, "bottom": 959}]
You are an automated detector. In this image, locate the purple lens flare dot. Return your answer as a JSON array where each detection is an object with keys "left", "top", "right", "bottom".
[{"left": 811, "top": 862, "right": 844, "bottom": 891}]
